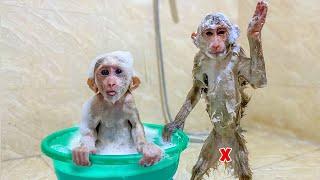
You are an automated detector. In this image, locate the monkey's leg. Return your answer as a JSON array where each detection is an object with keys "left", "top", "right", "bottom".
[
  {"left": 232, "top": 128, "right": 252, "bottom": 180},
  {"left": 191, "top": 130, "right": 220, "bottom": 180}
]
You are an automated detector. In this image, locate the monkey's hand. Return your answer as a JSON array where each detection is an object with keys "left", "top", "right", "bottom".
[
  {"left": 139, "top": 143, "right": 162, "bottom": 167},
  {"left": 247, "top": 0, "right": 268, "bottom": 39},
  {"left": 162, "top": 122, "right": 179, "bottom": 142},
  {"left": 72, "top": 145, "right": 96, "bottom": 166}
]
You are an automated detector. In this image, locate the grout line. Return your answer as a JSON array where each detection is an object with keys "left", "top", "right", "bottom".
[
  {"left": 39, "top": 156, "right": 54, "bottom": 170},
  {"left": 2, "top": 154, "right": 41, "bottom": 162},
  {"left": 244, "top": 123, "right": 320, "bottom": 146},
  {"left": 252, "top": 147, "right": 320, "bottom": 170}
]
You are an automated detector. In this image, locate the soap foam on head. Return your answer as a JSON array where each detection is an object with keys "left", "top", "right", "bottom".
[
  {"left": 68, "top": 126, "right": 176, "bottom": 155},
  {"left": 88, "top": 51, "right": 136, "bottom": 79}
]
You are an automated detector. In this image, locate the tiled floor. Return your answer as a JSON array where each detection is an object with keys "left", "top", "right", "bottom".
[{"left": 2, "top": 126, "right": 320, "bottom": 180}]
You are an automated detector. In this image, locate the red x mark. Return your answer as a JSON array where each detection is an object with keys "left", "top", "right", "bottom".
[{"left": 219, "top": 147, "right": 232, "bottom": 163}]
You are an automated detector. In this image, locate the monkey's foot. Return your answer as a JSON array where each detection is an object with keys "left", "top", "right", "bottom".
[
  {"left": 190, "top": 158, "right": 214, "bottom": 180},
  {"left": 239, "top": 175, "right": 252, "bottom": 180}
]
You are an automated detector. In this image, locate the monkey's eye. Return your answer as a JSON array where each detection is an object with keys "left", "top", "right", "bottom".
[
  {"left": 217, "top": 29, "right": 226, "bottom": 35},
  {"left": 115, "top": 69, "right": 122, "bottom": 74},
  {"left": 205, "top": 31, "right": 214, "bottom": 36},
  {"left": 101, "top": 69, "right": 109, "bottom": 76}
]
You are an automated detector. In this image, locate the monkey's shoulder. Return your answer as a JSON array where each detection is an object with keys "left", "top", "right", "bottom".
[
  {"left": 82, "top": 95, "right": 99, "bottom": 115},
  {"left": 193, "top": 51, "right": 206, "bottom": 66},
  {"left": 122, "top": 92, "right": 136, "bottom": 106},
  {"left": 121, "top": 92, "right": 139, "bottom": 113},
  {"left": 192, "top": 52, "right": 206, "bottom": 78},
  {"left": 87, "top": 94, "right": 108, "bottom": 113},
  {"left": 84, "top": 95, "right": 118, "bottom": 118}
]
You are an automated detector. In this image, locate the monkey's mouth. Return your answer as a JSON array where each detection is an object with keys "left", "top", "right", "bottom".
[
  {"left": 106, "top": 91, "right": 117, "bottom": 96},
  {"left": 209, "top": 50, "right": 225, "bottom": 55},
  {"left": 207, "top": 50, "right": 227, "bottom": 57}
]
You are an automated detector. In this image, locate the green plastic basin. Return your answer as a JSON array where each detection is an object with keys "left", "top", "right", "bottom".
[{"left": 41, "top": 123, "right": 189, "bottom": 180}]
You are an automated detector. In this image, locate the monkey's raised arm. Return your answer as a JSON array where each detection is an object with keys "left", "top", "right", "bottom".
[{"left": 239, "top": 0, "right": 268, "bottom": 88}]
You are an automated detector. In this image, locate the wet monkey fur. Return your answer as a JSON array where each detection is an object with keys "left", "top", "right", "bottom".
[
  {"left": 163, "top": 1, "right": 268, "bottom": 179},
  {"left": 72, "top": 51, "right": 162, "bottom": 167}
]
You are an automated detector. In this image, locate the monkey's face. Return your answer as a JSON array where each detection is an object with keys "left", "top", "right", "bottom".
[
  {"left": 192, "top": 13, "right": 240, "bottom": 59},
  {"left": 95, "top": 63, "right": 131, "bottom": 104},
  {"left": 200, "top": 26, "right": 229, "bottom": 58}
]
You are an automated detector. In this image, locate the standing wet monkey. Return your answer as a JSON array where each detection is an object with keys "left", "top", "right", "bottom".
[
  {"left": 162, "top": 1, "right": 268, "bottom": 179},
  {"left": 72, "top": 51, "right": 162, "bottom": 166}
]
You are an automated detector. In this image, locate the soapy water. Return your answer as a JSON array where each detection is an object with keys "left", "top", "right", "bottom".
[{"left": 65, "top": 126, "right": 175, "bottom": 155}]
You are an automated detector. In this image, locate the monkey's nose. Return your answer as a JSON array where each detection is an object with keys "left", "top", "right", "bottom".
[
  {"left": 108, "top": 83, "right": 116, "bottom": 88},
  {"left": 211, "top": 45, "right": 222, "bottom": 53},
  {"left": 212, "top": 45, "right": 219, "bottom": 51}
]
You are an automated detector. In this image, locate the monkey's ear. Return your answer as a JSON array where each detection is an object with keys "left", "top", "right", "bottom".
[
  {"left": 129, "top": 76, "right": 141, "bottom": 91},
  {"left": 191, "top": 32, "right": 199, "bottom": 47},
  {"left": 87, "top": 78, "right": 98, "bottom": 93},
  {"left": 191, "top": 32, "right": 197, "bottom": 40}
]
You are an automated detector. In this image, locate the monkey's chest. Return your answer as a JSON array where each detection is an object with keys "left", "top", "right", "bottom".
[
  {"left": 96, "top": 110, "right": 134, "bottom": 143},
  {"left": 196, "top": 60, "right": 238, "bottom": 93},
  {"left": 195, "top": 60, "right": 240, "bottom": 122}
]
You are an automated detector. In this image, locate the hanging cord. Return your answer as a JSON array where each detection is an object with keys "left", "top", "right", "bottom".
[
  {"left": 153, "top": 0, "right": 173, "bottom": 124},
  {"left": 169, "top": 0, "right": 179, "bottom": 23},
  {"left": 153, "top": 0, "right": 208, "bottom": 143}
]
